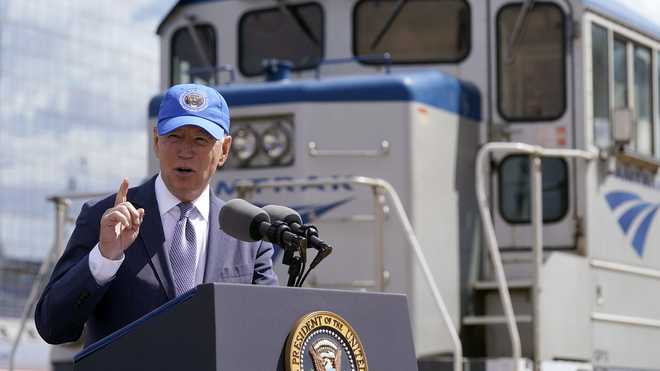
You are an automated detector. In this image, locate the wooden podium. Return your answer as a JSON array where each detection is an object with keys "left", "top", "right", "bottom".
[{"left": 73, "top": 283, "right": 418, "bottom": 370}]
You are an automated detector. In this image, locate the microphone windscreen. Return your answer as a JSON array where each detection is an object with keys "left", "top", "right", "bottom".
[
  {"left": 263, "top": 204, "right": 303, "bottom": 225},
  {"left": 219, "top": 199, "right": 270, "bottom": 241}
]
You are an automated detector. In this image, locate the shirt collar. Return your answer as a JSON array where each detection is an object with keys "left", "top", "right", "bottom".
[{"left": 155, "top": 173, "right": 210, "bottom": 221}]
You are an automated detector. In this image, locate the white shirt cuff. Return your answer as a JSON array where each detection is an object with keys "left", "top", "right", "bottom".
[{"left": 88, "top": 244, "right": 124, "bottom": 285}]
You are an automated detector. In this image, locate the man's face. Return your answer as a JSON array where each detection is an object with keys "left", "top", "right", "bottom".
[{"left": 153, "top": 125, "right": 232, "bottom": 202}]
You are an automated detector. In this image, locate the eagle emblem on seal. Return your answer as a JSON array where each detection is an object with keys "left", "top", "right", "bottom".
[{"left": 310, "top": 338, "right": 342, "bottom": 371}]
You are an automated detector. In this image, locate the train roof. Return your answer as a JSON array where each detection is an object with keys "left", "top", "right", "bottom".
[
  {"left": 149, "top": 70, "right": 482, "bottom": 121},
  {"left": 584, "top": 0, "right": 660, "bottom": 40},
  {"left": 157, "top": 0, "right": 660, "bottom": 41},
  {"left": 157, "top": 0, "right": 222, "bottom": 35}
]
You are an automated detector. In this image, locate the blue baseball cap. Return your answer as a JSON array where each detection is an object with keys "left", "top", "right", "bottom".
[{"left": 157, "top": 84, "right": 230, "bottom": 139}]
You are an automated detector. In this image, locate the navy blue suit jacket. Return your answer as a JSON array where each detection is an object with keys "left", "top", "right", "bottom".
[{"left": 35, "top": 176, "right": 277, "bottom": 346}]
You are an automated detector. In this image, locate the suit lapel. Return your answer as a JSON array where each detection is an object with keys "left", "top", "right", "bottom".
[
  {"left": 203, "top": 193, "right": 225, "bottom": 283},
  {"left": 134, "top": 176, "right": 176, "bottom": 299}
]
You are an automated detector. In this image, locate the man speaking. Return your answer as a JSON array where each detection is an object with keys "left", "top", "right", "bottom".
[{"left": 35, "top": 84, "right": 278, "bottom": 346}]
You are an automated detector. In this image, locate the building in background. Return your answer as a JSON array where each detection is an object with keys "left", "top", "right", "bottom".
[{"left": 0, "top": 0, "right": 175, "bottom": 368}]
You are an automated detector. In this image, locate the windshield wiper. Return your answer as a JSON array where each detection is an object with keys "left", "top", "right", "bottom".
[
  {"left": 185, "top": 15, "right": 213, "bottom": 70},
  {"left": 505, "top": 0, "right": 536, "bottom": 63},
  {"left": 370, "top": 0, "right": 407, "bottom": 50},
  {"left": 276, "top": 0, "right": 320, "bottom": 46}
]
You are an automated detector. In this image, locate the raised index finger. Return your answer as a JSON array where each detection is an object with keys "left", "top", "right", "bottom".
[{"left": 114, "top": 178, "right": 129, "bottom": 206}]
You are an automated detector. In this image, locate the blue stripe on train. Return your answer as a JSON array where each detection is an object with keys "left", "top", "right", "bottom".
[{"left": 149, "top": 71, "right": 481, "bottom": 122}]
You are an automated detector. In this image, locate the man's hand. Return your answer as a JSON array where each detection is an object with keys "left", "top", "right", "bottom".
[{"left": 99, "top": 179, "right": 145, "bottom": 260}]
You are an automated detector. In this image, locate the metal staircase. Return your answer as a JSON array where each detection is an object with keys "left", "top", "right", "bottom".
[
  {"left": 463, "top": 256, "right": 535, "bottom": 358},
  {"left": 463, "top": 143, "right": 595, "bottom": 370}
]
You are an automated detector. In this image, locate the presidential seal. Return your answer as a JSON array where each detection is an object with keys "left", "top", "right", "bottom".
[
  {"left": 285, "top": 311, "right": 368, "bottom": 371},
  {"left": 179, "top": 89, "right": 208, "bottom": 112}
]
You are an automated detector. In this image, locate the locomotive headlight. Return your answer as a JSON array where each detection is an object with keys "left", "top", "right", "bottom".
[
  {"left": 262, "top": 124, "right": 290, "bottom": 160},
  {"left": 225, "top": 114, "right": 294, "bottom": 169},
  {"left": 231, "top": 127, "right": 258, "bottom": 162}
]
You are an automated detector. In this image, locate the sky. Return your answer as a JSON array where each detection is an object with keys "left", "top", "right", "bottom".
[
  {"left": 0, "top": 0, "right": 178, "bottom": 261},
  {"left": 628, "top": 0, "right": 660, "bottom": 18}
]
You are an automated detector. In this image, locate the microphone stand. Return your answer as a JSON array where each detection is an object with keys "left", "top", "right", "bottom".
[
  {"left": 297, "top": 224, "right": 332, "bottom": 287},
  {"left": 267, "top": 220, "right": 331, "bottom": 287},
  {"left": 294, "top": 238, "right": 307, "bottom": 287},
  {"left": 284, "top": 239, "right": 307, "bottom": 287},
  {"left": 285, "top": 255, "right": 301, "bottom": 287},
  {"left": 269, "top": 221, "right": 306, "bottom": 287}
]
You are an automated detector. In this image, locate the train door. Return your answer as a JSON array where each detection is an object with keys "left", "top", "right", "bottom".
[{"left": 488, "top": 0, "right": 578, "bottom": 250}]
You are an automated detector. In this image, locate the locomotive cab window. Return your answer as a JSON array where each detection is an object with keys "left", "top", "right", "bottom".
[
  {"left": 499, "top": 155, "right": 568, "bottom": 224},
  {"left": 613, "top": 37, "right": 628, "bottom": 110},
  {"left": 610, "top": 34, "right": 655, "bottom": 157},
  {"left": 497, "top": 3, "right": 565, "bottom": 121},
  {"left": 633, "top": 45, "right": 653, "bottom": 156},
  {"left": 353, "top": 0, "right": 470, "bottom": 64},
  {"left": 591, "top": 24, "right": 610, "bottom": 148},
  {"left": 239, "top": 2, "right": 324, "bottom": 76},
  {"left": 171, "top": 24, "right": 217, "bottom": 85}
]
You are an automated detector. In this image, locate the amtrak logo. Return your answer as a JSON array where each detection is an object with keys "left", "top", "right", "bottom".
[
  {"left": 605, "top": 191, "right": 660, "bottom": 257},
  {"left": 291, "top": 198, "right": 353, "bottom": 223},
  {"left": 179, "top": 89, "right": 208, "bottom": 112}
]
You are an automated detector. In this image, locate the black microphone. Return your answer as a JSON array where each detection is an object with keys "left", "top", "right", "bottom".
[
  {"left": 219, "top": 199, "right": 302, "bottom": 247},
  {"left": 262, "top": 205, "right": 333, "bottom": 269},
  {"left": 219, "top": 199, "right": 268, "bottom": 242}
]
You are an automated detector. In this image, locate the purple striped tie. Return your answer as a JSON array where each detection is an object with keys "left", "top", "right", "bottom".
[{"left": 169, "top": 202, "right": 197, "bottom": 296}]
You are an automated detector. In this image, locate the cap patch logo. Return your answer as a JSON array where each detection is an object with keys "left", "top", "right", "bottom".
[{"left": 179, "top": 89, "right": 208, "bottom": 112}]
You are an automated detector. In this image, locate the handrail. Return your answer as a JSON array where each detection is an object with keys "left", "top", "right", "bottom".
[
  {"left": 235, "top": 176, "right": 463, "bottom": 371},
  {"left": 475, "top": 142, "right": 595, "bottom": 371},
  {"left": 307, "top": 140, "right": 390, "bottom": 157}
]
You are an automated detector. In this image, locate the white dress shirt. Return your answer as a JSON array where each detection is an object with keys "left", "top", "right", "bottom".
[{"left": 89, "top": 174, "right": 210, "bottom": 286}]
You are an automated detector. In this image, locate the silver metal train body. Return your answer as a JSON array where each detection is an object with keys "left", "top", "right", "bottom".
[{"left": 149, "top": 1, "right": 660, "bottom": 370}]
